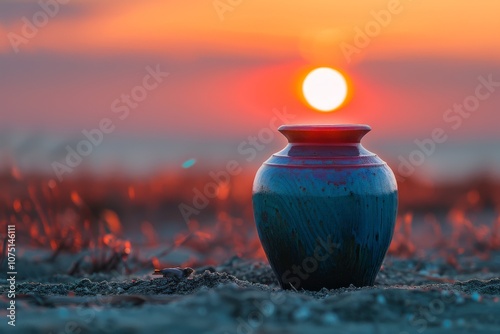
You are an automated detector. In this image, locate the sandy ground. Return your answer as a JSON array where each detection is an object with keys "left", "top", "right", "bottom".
[{"left": 1, "top": 252, "right": 500, "bottom": 334}]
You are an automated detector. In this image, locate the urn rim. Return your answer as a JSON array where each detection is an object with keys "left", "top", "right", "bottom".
[
  {"left": 278, "top": 124, "right": 371, "bottom": 144},
  {"left": 278, "top": 124, "right": 371, "bottom": 131}
]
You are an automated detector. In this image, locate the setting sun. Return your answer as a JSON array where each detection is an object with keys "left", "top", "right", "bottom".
[{"left": 302, "top": 67, "right": 349, "bottom": 112}]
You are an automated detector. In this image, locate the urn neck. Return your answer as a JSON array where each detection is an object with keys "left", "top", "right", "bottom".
[
  {"left": 278, "top": 124, "right": 371, "bottom": 145},
  {"left": 269, "top": 124, "right": 382, "bottom": 167}
]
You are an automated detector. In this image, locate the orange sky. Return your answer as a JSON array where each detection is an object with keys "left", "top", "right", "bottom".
[
  {"left": 1, "top": 0, "right": 500, "bottom": 176},
  {"left": 2, "top": 0, "right": 500, "bottom": 59},
  {"left": 1, "top": 0, "right": 500, "bottom": 60}
]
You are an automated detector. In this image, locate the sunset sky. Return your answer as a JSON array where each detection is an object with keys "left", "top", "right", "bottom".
[{"left": 1, "top": 0, "right": 499, "bottom": 179}]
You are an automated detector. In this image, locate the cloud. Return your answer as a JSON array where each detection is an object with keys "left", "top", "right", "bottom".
[
  {"left": 357, "top": 57, "right": 500, "bottom": 94},
  {"left": 0, "top": 51, "right": 293, "bottom": 136},
  {"left": 348, "top": 57, "right": 500, "bottom": 139}
]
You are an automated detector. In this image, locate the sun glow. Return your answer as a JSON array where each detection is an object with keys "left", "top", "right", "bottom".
[{"left": 302, "top": 67, "right": 349, "bottom": 112}]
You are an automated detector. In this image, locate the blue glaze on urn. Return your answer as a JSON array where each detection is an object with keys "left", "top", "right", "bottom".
[{"left": 252, "top": 125, "right": 398, "bottom": 291}]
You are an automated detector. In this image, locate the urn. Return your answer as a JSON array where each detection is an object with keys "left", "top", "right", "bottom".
[{"left": 252, "top": 124, "right": 398, "bottom": 291}]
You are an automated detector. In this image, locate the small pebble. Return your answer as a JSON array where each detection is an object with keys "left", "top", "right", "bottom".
[
  {"left": 471, "top": 292, "right": 481, "bottom": 302},
  {"left": 259, "top": 301, "right": 275, "bottom": 317},
  {"left": 248, "top": 314, "right": 262, "bottom": 327},
  {"left": 77, "top": 278, "right": 92, "bottom": 287},
  {"left": 293, "top": 306, "right": 310, "bottom": 321},
  {"left": 376, "top": 295, "right": 387, "bottom": 304},
  {"left": 322, "top": 312, "right": 340, "bottom": 325},
  {"left": 442, "top": 319, "right": 452, "bottom": 329}
]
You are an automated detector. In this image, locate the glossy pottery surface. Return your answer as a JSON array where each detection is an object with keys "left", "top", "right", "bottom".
[{"left": 252, "top": 125, "right": 398, "bottom": 291}]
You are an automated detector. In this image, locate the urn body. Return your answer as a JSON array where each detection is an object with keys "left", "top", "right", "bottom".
[{"left": 252, "top": 125, "right": 398, "bottom": 291}]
